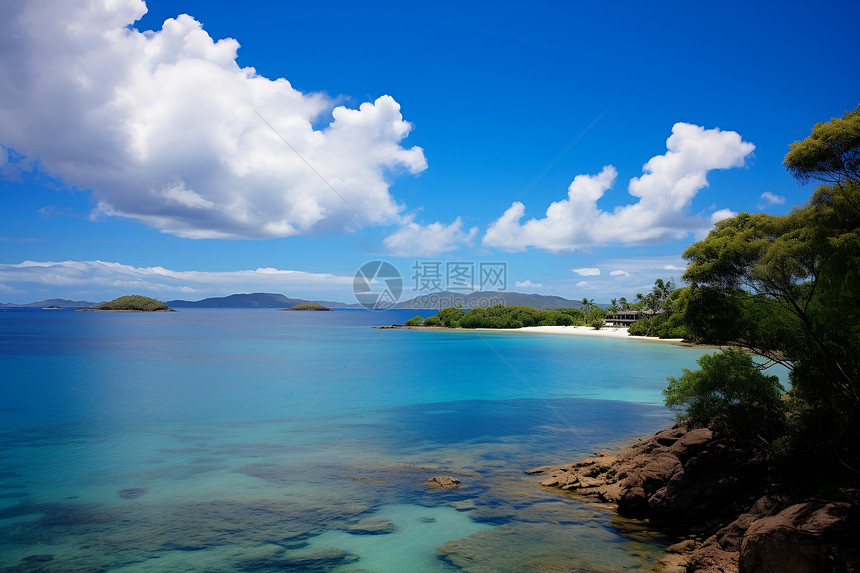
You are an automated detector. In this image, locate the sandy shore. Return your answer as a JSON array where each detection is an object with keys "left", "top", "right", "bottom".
[
  {"left": 381, "top": 323, "right": 706, "bottom": 347},
  {"left": 484, "top": 325, "right": 692, "bottom": 346}
]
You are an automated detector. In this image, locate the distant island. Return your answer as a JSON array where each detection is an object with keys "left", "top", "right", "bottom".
[
  {"left": 280, "top": 302, "right": 333, "bottom": 311},
  {"left": 164, "top": 292, "right": 349, "bottom": 309},
  {"left": 0, "top": 298, "right": 97, "bottom": 308},
  {"left": 78, "top": 295, "right": 175, "bottom": 312},
  {"left": 2, "top": 291, "right": 608, "bottom": 311}
]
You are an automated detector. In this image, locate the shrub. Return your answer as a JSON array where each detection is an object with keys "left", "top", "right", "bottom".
[
  {"left": 437, "top": 307, "right": 465, "bottom": 327},
  {"left": 405, "top": 315, "right": 423, "bottom": 326},
  {"left": 422, "top": 315, "right": 442, "bottom": 326},
  {"left": 663, "top": 349, "right": 786, "bottom": 436}
]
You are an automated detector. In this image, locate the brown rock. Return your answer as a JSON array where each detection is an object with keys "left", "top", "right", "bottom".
[
  {"left": 685, "top": 543, "right": 738, "bottom": 572},
  {"left": 739, "top": 499, "right": 860, "bottom": 573},
  {"left": 668, "top": 427, "right": 713, "bottom": 460},
  {"left": 426, "top": 476, "right": 461, "bottom": 489}
]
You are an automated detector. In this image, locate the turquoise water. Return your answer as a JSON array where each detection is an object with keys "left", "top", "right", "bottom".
[{"left": 1, "top": 308, "right": 718, "bottom": 572}]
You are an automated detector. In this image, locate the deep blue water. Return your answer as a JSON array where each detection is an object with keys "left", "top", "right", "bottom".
[{"left": 0, "top": 308, "right": 718, "bottom": 572}]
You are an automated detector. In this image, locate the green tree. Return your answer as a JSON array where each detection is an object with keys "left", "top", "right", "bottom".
[
  {"left": 423, "top": 315, "right": 442, "bottom": 326},
  {"left": 437, "top": 307, "right": 465, "bottom": 327},
  {"left": 405, "top": 315, "right": 423, "bottom": 326},
  {"left": 580, "top": 298, "right": 594, "bottom": 315},
  {"left": 784, "top": 104, "right": 860, "bottom": 187},
  {"left": 679, "top": 106, "right": 860, "bottom": 469},
  {"left": 664, "top": 349, "right": 785, "bottom": 436}
]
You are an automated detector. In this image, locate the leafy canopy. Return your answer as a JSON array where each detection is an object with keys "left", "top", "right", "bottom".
[
  {"left": 97, "top": 295, "right": 170, "bottom": 311},
  {"left": 664, "top": 349, "right": 785, "bottom": 435},
  {"left": 784, "top": 104, "right": 860, "bottom": 185},
  {"left": 676, "top": 105, "right": 860, "bottom": 466}
]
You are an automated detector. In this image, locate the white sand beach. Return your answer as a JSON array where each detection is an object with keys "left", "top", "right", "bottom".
[{"left": 486, "top": 325, "right": 689, "bottom": 345}]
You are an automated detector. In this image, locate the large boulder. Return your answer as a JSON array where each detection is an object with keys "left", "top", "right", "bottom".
[{"left": 739, "top": 496, "right": 860, "bottom": 572}]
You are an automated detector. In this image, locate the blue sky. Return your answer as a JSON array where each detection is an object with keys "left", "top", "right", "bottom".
[{"left": 1, "top": 0, "right": 858, "bottom": 303}]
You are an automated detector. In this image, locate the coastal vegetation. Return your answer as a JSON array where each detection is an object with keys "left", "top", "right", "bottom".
[
  {"left": 541, "top": 108, "right": 860, "bottom": 571},
  {"left": 676, "top": 105, "right": 860, "bottom": 475},
  {"left": 624, "top": 278, "right": 693, "bottom": 339},
  {"left": 90, "top": 295, "right": 172, "bottom": 312},
  {"left": 410, "top": 305, "right": 588, "bottom": 329},
  {"left": 282, "top": 302, "right": 333, "bottom": 311},
  {"left": 664, "top": 349, "right": 786, "bottom": 436}
]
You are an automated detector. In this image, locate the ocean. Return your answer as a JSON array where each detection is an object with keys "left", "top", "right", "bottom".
[{"left": 1, "top": 307, "right": 718, "bottom": 572}]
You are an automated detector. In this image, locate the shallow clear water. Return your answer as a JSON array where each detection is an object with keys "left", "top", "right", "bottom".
[{"left": 0, "top": 308, "right": 721, "bottom": 572}]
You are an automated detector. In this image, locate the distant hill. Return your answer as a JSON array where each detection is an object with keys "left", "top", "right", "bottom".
[
  {"left": 0, "top": 298, "right": 97, "bottom": 308},
  {"left": 393, "top": 290, "right": 590, "bottom": 310},
  {"left": 164, "top": 292, "right": 354, "bottom": 309},
  {"left": 2, "top": 291, "right": 606, "bottom": 311},
  {"left": 166, "top": 293, "right": 306, "bottom": 308}
]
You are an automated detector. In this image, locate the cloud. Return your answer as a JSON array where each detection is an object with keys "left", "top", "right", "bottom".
[
  {"left": 0, "top": 260, "right": 354, "bottom": 301},
  {"left": 609, "top": 269, "right": 630, "bottom": 277},
  {"left": 572, "top": 267, "right": 601, "bottom": 276},
  {"left": 383, "top": 217, "right": 478, "bottom": 256},
  {"left": 710, "top": 208, "right": 737, "bottom": 223},
  {"left": 0, "top": 1, "right": 426, "bottom": 239},
  {"left": 483, "top": 123, "right": 754, "bottom": 252},
  {"left": 0, "top": 283, "right": 23, "bottom": 294},
  {"left": 760, "top": 191, "right": 786, "bottom": 205},
  {"left": 663, "top": 264, "right": 685, "bottom": 271},
  {"left": 514, "top": 280, "right": 543, "bottom": 289},
  {"left": 576, "top": 281, "right": 589, "bottom": 287}
]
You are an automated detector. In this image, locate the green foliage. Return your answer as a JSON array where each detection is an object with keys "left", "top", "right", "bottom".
[
  {"left": 434, "top": 304, "right": 584, "bottom": 329},
  {"left": 405, "top": 315, "right": 423, "bottom": 326},
  {"left": 784, "top": 105, "right": 860, "bottom": 185},
  {"left": 288, "top": 301, "right": 332, "bottom": 311},
  {"left": 97, "top": 295, "right": 170, "bottom": 311},
  {"left": 625, "top": 279, "right": 689, "bottom": 338},
  {"left": 675, "top": 108, "right": 860, "bottom": 469},
  {"left": 664, "top": 349, "right": 786, "bottom": 436},
  {"left": 437, "top": 307, "right": 465, "bottom": 327},
  {"left": 422, "top": 315, "right": 442, "bottom": 326}
]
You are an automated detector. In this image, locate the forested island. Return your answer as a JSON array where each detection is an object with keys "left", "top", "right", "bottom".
[
  {"left": 280, "top": 302, "right": 333, "bottom": 311},
  {"left": 78, "top": 295, "right": 174, "bottom": 312}
]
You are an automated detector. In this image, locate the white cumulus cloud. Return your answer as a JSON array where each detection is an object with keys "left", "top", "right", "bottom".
[
  {"left": 383, "top": 217, "right": 478, "bottom": 256},
  {"left": 0, "top": 1, "right": 426, "bottom": 239},
  {"left": 609, "top": 270, "right": 630, "bottom": 277},
  {"left": 760, "top": 191, "right": 786, "bottom": 205},
  {"left": 572, "top": 267, "right": 601, "bottom": 276},
  {"left": 514, "top": 280, "right": 543, "bottom": 289},
  {"left": 483, "top": 123, "right": 754, "bottom": 252},
  {"left": 576, "top": 281, "right": 589, "bottom": 287},
  {"left": 711, "top": 208, "right": 738, "bottom": 223}
]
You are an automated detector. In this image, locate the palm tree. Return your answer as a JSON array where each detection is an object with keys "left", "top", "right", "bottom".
[{"left": 581, "top": 298, "right": 595, "bottom": 323}]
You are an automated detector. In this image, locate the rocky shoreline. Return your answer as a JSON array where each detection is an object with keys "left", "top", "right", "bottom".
[{"left": 527, "top": 424, "right": 859, "bottom": 572}]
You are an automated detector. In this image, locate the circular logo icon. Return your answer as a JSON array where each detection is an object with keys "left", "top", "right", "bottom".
[{"left": 353, "top": 261, "right": 403, "bottom": 310}]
